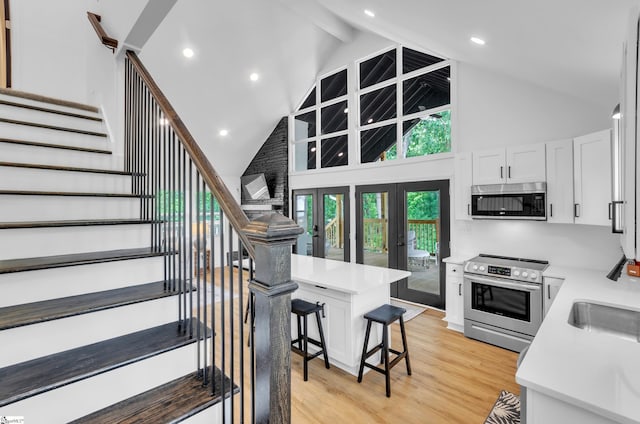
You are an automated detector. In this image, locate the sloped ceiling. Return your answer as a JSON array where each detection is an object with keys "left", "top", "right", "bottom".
[
  {"left": 141, "top": 0, "right": 639, "bottom": 178},
  {"left": 315, "top": 0, "right": 640, "bottom": 108},
  {"left": 140, "top": 0, "right": 343, "bottom": 178}
]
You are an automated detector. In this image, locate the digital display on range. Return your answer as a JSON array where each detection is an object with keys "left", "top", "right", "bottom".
[{"left": 488, "top": 265, "right": 511, "bottom": 277}]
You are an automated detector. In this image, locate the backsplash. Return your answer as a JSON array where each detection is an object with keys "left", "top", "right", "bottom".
[{"left": 452, "top": 220, "right": 622, "bottom": 270}]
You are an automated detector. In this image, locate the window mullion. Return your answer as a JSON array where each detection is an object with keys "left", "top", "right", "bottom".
[{"left": 396, "top": 45, "right": 404, "bottom": 159}]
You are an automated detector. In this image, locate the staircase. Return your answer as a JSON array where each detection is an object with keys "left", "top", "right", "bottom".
[{"left": 0, "top": 89, "right": 227, "bottom": 422}]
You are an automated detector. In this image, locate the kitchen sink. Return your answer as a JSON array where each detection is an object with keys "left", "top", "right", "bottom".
[{"left": 568, "top": 301, "right": 640, "bottom": 342}]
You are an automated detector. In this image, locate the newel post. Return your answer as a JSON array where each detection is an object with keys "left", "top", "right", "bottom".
[{"left": 244, "top": 213, "right": 303, "bottom": 424}]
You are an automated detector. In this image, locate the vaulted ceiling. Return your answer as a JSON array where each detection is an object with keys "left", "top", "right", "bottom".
[{"left": 141, "top": 0, "right": 640, "bottom": 179}]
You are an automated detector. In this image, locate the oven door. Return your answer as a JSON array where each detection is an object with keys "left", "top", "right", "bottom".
[
  {"left": 463, "top": 274, "right": 542, "bottom": 336},
  {"left": 471, "top": 192, "right": 546, "bottom": 220}
]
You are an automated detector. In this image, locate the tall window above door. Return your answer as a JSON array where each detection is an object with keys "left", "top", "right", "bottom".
[
  {"left": 291, "top": 45, "right": 452, "bottom": 173},
  {"left": 359, "top": 47, "right": 451, "bottom": 163}
]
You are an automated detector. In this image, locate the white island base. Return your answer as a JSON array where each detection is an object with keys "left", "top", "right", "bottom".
[{"left": 290, "top": 254, "right": 411, "bottom": 376}]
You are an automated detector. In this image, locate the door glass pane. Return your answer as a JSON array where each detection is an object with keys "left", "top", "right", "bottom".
[
  {"left": 361, "top": 192, "right": 389, "bottom": 268},
  {"left": 323, "top": 193, "right": 345, "bottom": 261},
  {"left": 406, "top": 190, "right": 440, "bottom": 295},
  {"left": 294, "top": 194, "right": 314, "bottom": 256}
]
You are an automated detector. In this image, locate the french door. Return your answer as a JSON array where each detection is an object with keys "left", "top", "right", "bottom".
[
  {"left": 292, "top": 187, "right": 350, "bottom": 262},
  {"left": 355, "top": 180, "right": 450, "bottom": 308}
]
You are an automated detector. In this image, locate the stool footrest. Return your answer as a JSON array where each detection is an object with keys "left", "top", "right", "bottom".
[{"left": 292, "top": 346, "right": 325, "bottom": 360}]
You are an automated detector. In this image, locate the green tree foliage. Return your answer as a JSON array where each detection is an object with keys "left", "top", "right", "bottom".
[{"left": 385, "top": 110, "right": 451, "bottom": 160}]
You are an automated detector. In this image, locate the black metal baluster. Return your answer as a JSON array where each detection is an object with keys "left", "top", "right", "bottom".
[
  {"left": 250, "top": 255, "right": 255, "bottom": 424},
  {"left": 177, "top": 142, "right": 183, "bottom": 330},
  {"left": 171, "top": 131, "right": 176, "bottom": 293},
  {"left": 182, "top": 145, "right": 187, "bottom": 327},
  {"left": 228, "top": 221, "right": 235, "bottom": 421},
  {"left": 124, "top": 60, "right": 130, "bottom": 173},
  {"left": 162, "top": 115, "right": 168, "bottom": 289},
  {"left": 202, "top": 181, "right": 209, "bottom": 386},
  {"left": 211, "top": 194, "right": 217, "bottom": 398},
  {"left": 188, "top": 159, "right": 194, "bottom": 337},
  {"left": 219, "top": 209, "right": 226, "bottom": 415},
  {"left": 195, "top": 173, "right": 202, "bottom": 375},
  {"left": 238, "top": 239, "right": 245, "bottom": 424}
]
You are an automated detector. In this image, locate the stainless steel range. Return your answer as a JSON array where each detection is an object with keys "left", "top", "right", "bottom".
[{"left": 463, "top": 254, "right": 549, "bottom": 352}]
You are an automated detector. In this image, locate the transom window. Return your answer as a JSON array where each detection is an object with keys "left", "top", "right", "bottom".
[{"left": 291, "top": 45, "right": 451, "bottom": 172}]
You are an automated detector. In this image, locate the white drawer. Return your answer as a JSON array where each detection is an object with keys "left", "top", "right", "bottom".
[{"left": 295, "top": 283, "right": 351, "bottom": 302}]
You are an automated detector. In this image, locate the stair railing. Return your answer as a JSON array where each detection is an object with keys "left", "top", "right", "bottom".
[{"left": 124, "top": 50, "right": 301, "bottom": 424}]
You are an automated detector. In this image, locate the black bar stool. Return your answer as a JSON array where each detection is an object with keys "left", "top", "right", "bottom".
[
  {"left": 291, "top": 298, "right": 330, "bottom": 381},
  {"left": 357, "top": 304, "right": 411, "bottom": 397}
]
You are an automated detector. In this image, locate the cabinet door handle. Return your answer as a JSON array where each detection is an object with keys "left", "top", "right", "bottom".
[
  {"left": 500, "top": 166, "right": 504, "bottom": 179},
  {"left": 458, "top": 283, "right": 462, "bottom": 296},
  {"left": 467, "top": 203, "right": 471, "bottom": 215},
  {"left": 549, "top": 203, "right": 553, "bottom": 218},
  {"left": 574, "top": 203, "right": 580, "bottom": 218},
  {"left": 508, "top": 166, "right": 511, "bottom": 179},
  {"left": 608, "top": 202, "right": 612, "bottom": 220},
  {"left": 547, "top": 285, "right": 551, "bottom": 300}
]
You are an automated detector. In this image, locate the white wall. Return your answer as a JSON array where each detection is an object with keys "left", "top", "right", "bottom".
[{"left": 290, "top": 38, "right": 621, "bottom": 270}]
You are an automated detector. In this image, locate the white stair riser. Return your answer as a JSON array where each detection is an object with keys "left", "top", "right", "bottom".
[
  {"left": 0, "top": 166, "right": 131, "bottom": 193},
  {"left": 0, "top": 225, "right": 152, "bottom": 260},
  {"left": 0, "top": 142, "right": 118, "bottom": 169},
  {"left": 0, "top": 256, "right": 166, "bottom": 307},
  {"left": 0, "top": 121, "right": 109, "bottom": 150},
  {"left": 0, "top": 104, "right": 104, "bottom": 133},
  {"left": 0, "top": 296, "right": 179, "bottom": 368},
  {"left": 181, "top": 399, "right": 227, "bottom": 424},
  {"left": 0, "top": 343, "right": 200, "bottom": 423},
  {"left": 0, "top": 195, "right": 140, "bottom": 221},
  {"left": 0, "top": 93, "right": 102, "bottom": 118}
]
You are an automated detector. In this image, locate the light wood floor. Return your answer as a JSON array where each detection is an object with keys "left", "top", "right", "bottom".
[{"left": 201, "top": 268, "right": 520, "bottom": 424}]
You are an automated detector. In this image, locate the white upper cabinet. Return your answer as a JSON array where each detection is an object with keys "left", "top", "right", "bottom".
[
  {"left": 573, "top": 129, "right": 612, "bottom": 226},
  {"left": 454, "top": 152, "right": 473, "bottom": 221},
  {"left": 545, "top": 139, "right": 574, "bottom": 224},
  {"left": 472, "top": 143, "right": 546, "bottom": 185}
]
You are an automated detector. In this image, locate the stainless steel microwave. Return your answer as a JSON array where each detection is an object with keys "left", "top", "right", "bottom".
[{"left": 471, "top": 182, "right": 546, "bottom": 220}]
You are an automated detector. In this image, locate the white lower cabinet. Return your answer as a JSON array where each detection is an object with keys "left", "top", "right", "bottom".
[
  {"left": 445, "top": 262, "right": 464, "bottom": 332},
  {"left": 526, "top": 389, "right": 619, "bottom": 424},
  {"left": 543, "top": 277, "right": 564, "bottom": 317}
]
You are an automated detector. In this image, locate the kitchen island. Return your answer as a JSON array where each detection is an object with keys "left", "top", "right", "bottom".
[
  {"left": 291, "top": 254, "right": 411, "bottom": 376},
  {"left": 517, "top": 266, "right": 640, "bottom": 424}
]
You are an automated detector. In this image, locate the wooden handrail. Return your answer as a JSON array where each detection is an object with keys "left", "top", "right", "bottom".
[
  {"left": 87, "top": 12, "right": 118, "bottom": 51},
  {"left": 126, "top": 50, "right": 255, "bottom": 258}
]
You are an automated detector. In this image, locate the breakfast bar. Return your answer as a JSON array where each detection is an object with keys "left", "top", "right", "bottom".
[{"left": 290, "top": 254, "right": 411, "bottom": 376}]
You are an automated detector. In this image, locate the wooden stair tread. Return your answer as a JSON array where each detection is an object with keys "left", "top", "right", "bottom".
[
  {"left": 0, "top": 161, "right": 135, "bottom": 176},
  {"left": 70, "top": 371, "right": 236, "bottom": 423},
  {"left": 0, "top": 99, "right": 102, "bottom": 121},
  {"left": 0, "top": 219, "right": 159, "bottom": 229},
  {"left": 0, "top": 318, "right": 207, "bottom": 407},
  {"left": 0, "top": 88, "right": 100, "bottom": 113},
  {"left": 0, "top": 189, "right": 151, "bottom": 198},
  {"left": 0, "top": 117, "right": 107, "bottom": 137},
  {"left": 0, "top": 137, "right": 111, "bottom": 154},
  {"left": 0, "top": 248, "right": 172, "bottom": 274},
  {"left": 0, "top": 281, "right": 189, "bottom": 330}
]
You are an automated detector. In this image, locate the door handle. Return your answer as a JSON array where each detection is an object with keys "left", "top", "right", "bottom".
[{"left": 397, "top": 242, "right": 405, "bottom": 246}]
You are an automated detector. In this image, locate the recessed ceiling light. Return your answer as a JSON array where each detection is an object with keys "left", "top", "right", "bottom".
[
  {"left": 470, "top": 37, "right": 486, "bottom": 46},
  {"left": 219, "top": 129, "right": 229, "bottom": 137},
  {"left": 249, "top": 72, "right": 260, "bottom": 82},
  {"left": 182, "top": 47, "right": 194, "bottom": 58},
  {"left": 364, "top": 9, "right": 375, "bottom": 18}
]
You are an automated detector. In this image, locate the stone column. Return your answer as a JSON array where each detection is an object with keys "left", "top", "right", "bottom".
[{"left": 244, "top": 213, "right": 303, "bottom": 424}]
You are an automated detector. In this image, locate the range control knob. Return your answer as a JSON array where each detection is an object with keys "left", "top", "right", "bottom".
[
  {"left": 472, "top": 264, "right": 479, "bottom": 270},
  {"left": 479, "top": 266, "right": 486, "bottom": 271},
  {"left": 513, "top": 270, "right": 521, "bottom": 277},
  {"left": 522, "top": 272, "right": 529, "bottom": 278},
  {"left": 530, "top": 273, "right": 538, "bottom": 280}
]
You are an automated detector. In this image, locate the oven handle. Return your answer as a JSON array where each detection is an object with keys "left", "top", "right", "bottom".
[{"left": 465, "top": 275, "right": 542, "bottom": 292}]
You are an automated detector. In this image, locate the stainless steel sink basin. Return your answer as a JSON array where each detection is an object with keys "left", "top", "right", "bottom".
[{"left": 568, "top": 301, "right": 640, "bottom": 342}]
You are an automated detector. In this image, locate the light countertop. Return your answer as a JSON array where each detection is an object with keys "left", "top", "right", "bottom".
[
  {"left": 517, "top": 267, "right": 640, "bottom": 423},
  {"left": 291, "top": 254, "right": 411, "bottom": 295},
  {"left": 442, "top": 255, "right": 471, "bottom": 265}
]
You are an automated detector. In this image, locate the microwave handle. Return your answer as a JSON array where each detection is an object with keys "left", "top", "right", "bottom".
[{"left": 465, "top": 275, "right": 542, "bottom": 292}]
